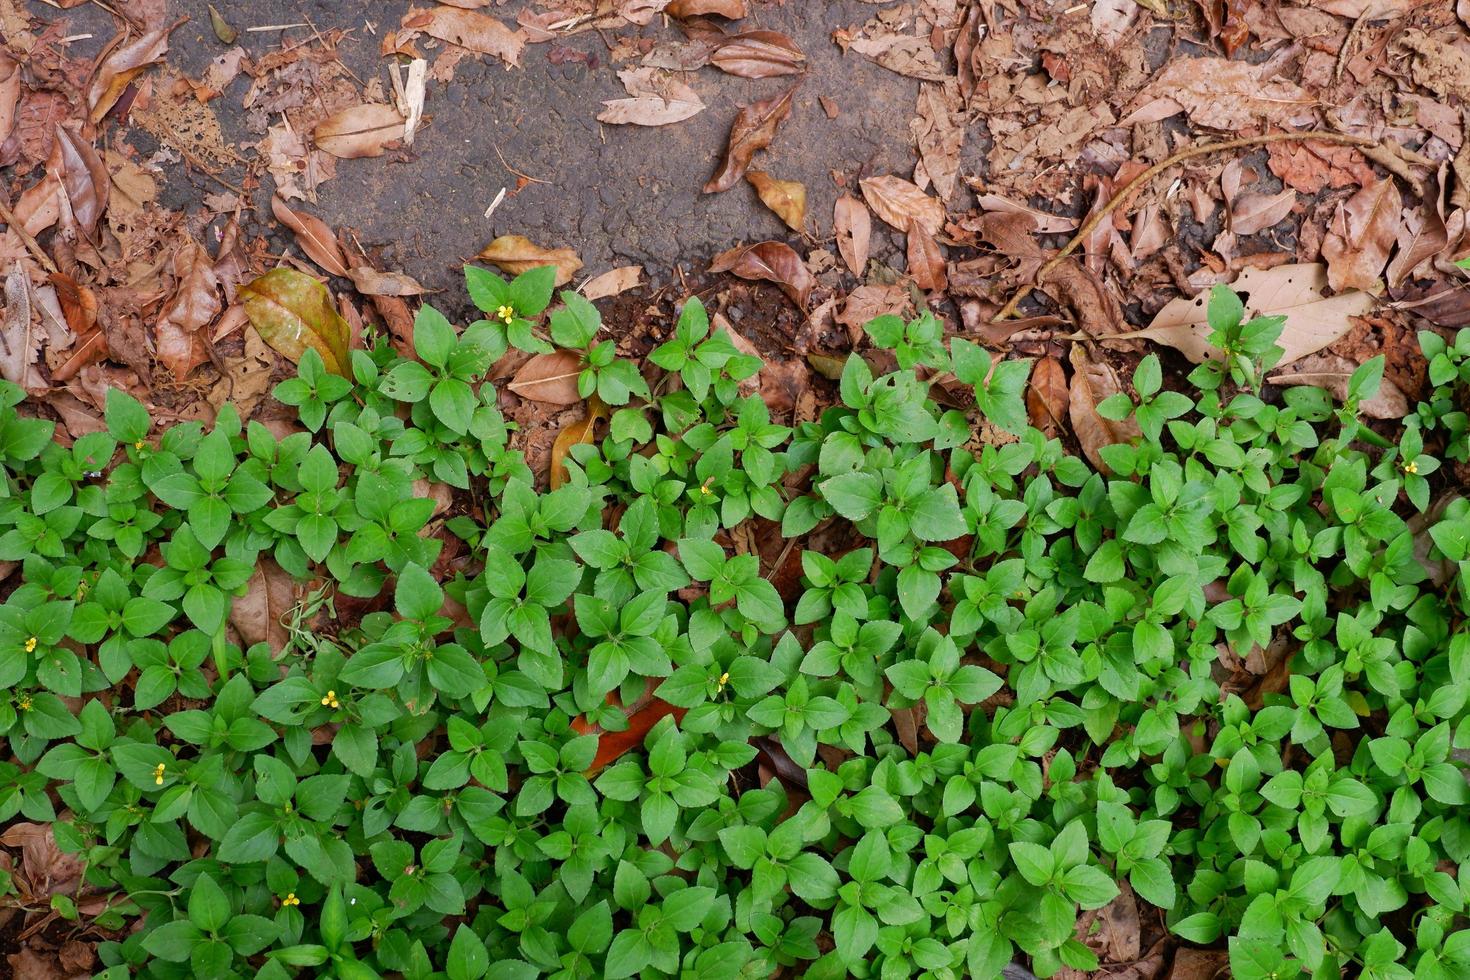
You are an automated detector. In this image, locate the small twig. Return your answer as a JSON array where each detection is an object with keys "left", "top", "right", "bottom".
[
  {"left": 494, "top": 146, "right": 550, "bottom": 185},
  {"left": 992, "top": 129, "right": 1378, "bottom": 323},
  {"left": 0, "top": 199, "right": 59, "bottom": 275},
  {"left": 246, "top": 22, "right": 310, "bottom": 32}
]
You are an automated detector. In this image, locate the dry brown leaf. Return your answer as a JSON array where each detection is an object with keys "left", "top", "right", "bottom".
[
  {"left": 405, "top": 6, "right": 525, "bottom": 66},
  {"left": 1068, "top": 343, "right": 1139, "bottom": 475},
  {"left": 834, "top": 195, "right": 871, "bottom": 276},
  {"left": 709, "top": 241, "right": 813, "bottom": 308},
  {"left": 972, "top": 194, "right": 1078, "bottom": 233},
  {"left": 1230, "top": 188, "right": 1296, "bottom": 236},
  {"left": 583, "top": 266, "right": 643, "bottom": 300},
  {"left": 1117, "top": 263, "right": 1375, "bottom": 366},
  {"left": 0, "top": 262, "right": 40, "bottom": 390},
  {"left": 1318, "top": 0, "right": 1411, "bottom": 16},
  {"left": 1092, "top": 0, "right": 1139, "bottom": 42},
  {"left": 747, "top": 171, "right": 806, "bottom": 231},
  {"left": 1027, "top": 354, "right": 1069, "bottom": 437},
  {"left": 231, "top": 559, "right": 296, "bottom": 654},
  {"left": 55, "top": 126, "right": 108, "bottom": 236},
  {"left": 50, "top": 274, "right": 97, "bottom": 337},
  {"left": 836, "top": 283, "right": 911, "bottom": 339},
  {"left": 551, "top": 397, "right": 606, "bottom": 489},
  {"left": 860, "top": 175, "right": 944, "bottom": 237},
  {"left": 911, "top": 79, "right": 963, "bottom": 201},
  {"left": 0, "top": 54, "right": 20, "bottom": 149},
  {"left": 1266, "top": 353, "right": 1408, "bottom": 419},
  {"left": 0, "top": 822, "right": 85, "bottom": 900},
  {"left": 906, "top": 218, "right": 946, "bottom": 292},
  {"left": 51, "top": 329, "right": 107, "bottom": 383},
  {"left": 710, "top": 31, "right": 806, "bottom": 78},
  {"left": 313, "top": 102, "right": 406, "bottom": 159},
  {"left": 667, "top": 0, "right": 748, "bottom": 15},
  {"left": 598, "top": 67, "right": 705, "bottom": 126},
  {"left": 1386, "top": 189, "right": 1449, "bottom": 289},
  {"left": 1322, "top": 177, "right": 1401, "bottom": 292},
  {"left": 1168, "top": 948, "right": 1229, "bottom": 980},
  {"left": 271, "top": 195, "right": 348, "bottom": 278},
  {"left": 848, "top": 35, "right": 949, "bottom": 81},
  {"left": 477, "top": 235, "right": 583, "bottom": 286},
  {"left": 155, "top": 239, "right": 222, "bottom": 379},
  {"left": 347, "top": 268, "right": 426, "bottom": 296},
  {"left": 88, "top": 29, "right": 169, "bottom": 123},
  {"left": 704, "top": 83, "right": 798, "bottom": 194},
  {"left": 1122, "top": 57, "right": 1314, "bottom": 131},
  {"left": 508, "top": 349, "right": 583, "bottom": 404}
]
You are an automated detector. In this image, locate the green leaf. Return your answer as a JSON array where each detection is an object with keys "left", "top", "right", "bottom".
[{"left": 241, "top": 268, "right": 350, "bottom": 374}]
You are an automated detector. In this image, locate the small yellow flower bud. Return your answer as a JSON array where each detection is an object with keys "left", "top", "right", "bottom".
[
  {"left": 24, "top": 636, "right": 36, "bottom": 653},
  {"left": 497, "top": 305, "right": 515, "bottom": 325},
  {"left": 282, "top": 892, "right": 300, "bottom": 907},
  {"left": 17, "top": 695, "right": 31, "bottom": 711},
  {"left": 718, "top": 672, "right": 730, "bottom": 689},
  {"left": 134, "top": 440, "right": 145, "bottom": 451},
  {"left": 321, "top": 690, "right": 339, "bottom": 709},
  {"left": 1405, "top": 460, "right": 1419, "bottom": 475},
  {"left": 153, "top": 763, "right": 166, "bottom": 786}
]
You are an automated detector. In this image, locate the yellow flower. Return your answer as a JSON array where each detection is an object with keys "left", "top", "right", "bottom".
[
  {"left": 717, "top": 672, "right": 730, "bottom": 689},
  {"left": 153, "top": 763, "right": 166, "bottom": 786},
  {"left": 23, "top": 636, "right": 36, "bottom": 653},
  {"left": 134, "top": 440, "right": 145, "bottom": 451},
  {"left": 321, "top": 690, "right": 340, "bottom": 709},
  {"left": 1405, "top": 460, "right": 1419, "bottom": 475},
  {"left": 497, "top": 305, "right": 515, "bottom": 325},
  {"left": 17, "top": 695, "right": 31, "bottom": 711},
  {"left": 282, "top": 893, "right": 300, "bottom": 907}
]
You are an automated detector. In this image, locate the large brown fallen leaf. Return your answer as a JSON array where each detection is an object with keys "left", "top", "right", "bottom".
[
  {"left": 583, "top": 266, "right": 643, "bottom": 300},
  {"left": 551, "top": 396, "right": 606, "bottom": 488},
  {"left": 154, "top": 240, "right": 222, "bottom": 379},
  {"left": 403, "top": 6, "right": 525, "bottom": 66},
  {"left": 598, "top": 67, "right": 705, "bottom": 126},
  {"left": 241, "top": 268, "right": 351, "bottom": 374},
  {"left": 477, "top": 235, "right": 582, "bottom": 286},
  {"left": 231, "top": 559, "right": 296, "bottom": 654},
  {"left": 313, "top": 102, "right": 406, "bottom": 159},
  {"left": 709, "top": 241, "right": 813, "bottom": 308},
  {"left": 88, "top": 28, "right": 169, "bottom": 123},
  {"left": 1122, "top": 57, "right": 1314, "bottom": 131},
  {"left": 1168, "top": 948, "right": 1229, "bottom": 980},
  {"left": 912, "top": 79, "right": 963, "bottom": 201},
  {"left": 271, "top": 195, "right": 348, "bottom": 278},
  {"left": 508, "top": 349, "right": 583, "bottom": 404},
  {"left": 971, "top": 194, "right": 1078, "bottom": 233},
  {"left": 704, "top": 83, "right": 798, "bottom": 194},
  {"left": 667, "top": 0, "right": 748, "bottom": 15},
  {"left": 1386, "top": 183, "right": 1448, "bottom": 289},
  {"left": 1069, "top": 344, "right": 1139, "bottom": 475},
  {"left": 906, "top": 218, "right": 946, "bottom": 292},
  {"left": 1321, "top": 177, "right": 1402, "bottom": 292},
  {"left": 860, "top": 175, "right": 944, "bottom": 237},
  {"left": 347, "top": 268, "right": 426, "bottom": 297},
  {"left": 0, "top": 822, "right": 85, "bottom": 900},
  {"left": 834, "top": 195, "right": 871, "bottom": 276},
  {"left": 1266, "top": 353, "right": 1408, "bottom": 419},
  {"left": 1112, "top": 263, "right": 1375, "bottom": 367},
  {"left": 747, "top": 172, "right": 806, "bottom": 231},
  {"left": 710, "top": 31, "right": 806, "bottom": 78}
]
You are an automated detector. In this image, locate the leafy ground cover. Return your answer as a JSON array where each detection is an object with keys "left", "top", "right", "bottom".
[{"left": 3, "top": 261, "right": 1470, "bottom": 980}]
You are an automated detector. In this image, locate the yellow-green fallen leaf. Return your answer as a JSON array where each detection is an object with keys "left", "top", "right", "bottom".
[
  {"left": 208, "top": 4, "right": 237, "bottom": 44},
  {"left": 240, "top": 268, "right": 351, "bottom": 374}
]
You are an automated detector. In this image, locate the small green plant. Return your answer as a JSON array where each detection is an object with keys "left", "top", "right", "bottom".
[{"left": 2, "top": 274, "right": 1467, "bottom": 980}]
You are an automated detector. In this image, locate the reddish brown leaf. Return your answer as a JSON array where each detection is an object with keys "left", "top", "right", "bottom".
[
  {"left": 51, "top": 328, "right": 107, "bottom": 383},
  {"left": 666, "top": 0, "right": 748, "bottom": 16},
  {"left": 703, "top": 83, "right": 798, "bottom": 194},
  {"left": 747, "top": 171, "right": 806, "bottom": 232},
  {"left": 477, "top": 236, "right": 583, "bottom": 286},
  {"left": 571, "top": 694, "right": 685, "bottom": 773},
  {"left": 834, "top": 194, "right": 871, "bottom": 276},
  {"left": 709, "top": 31, "right": 805, "bottom": 78},
  {"left": 709, "top": 241, "right": 813, "bottom": 308},
  {"left": 54, "top": 126, "right": 108, "bottom": 236},
  {"left": 1229, "top": 187, "right": 1296, "bottom": 236},
  {"left": 404, "top": 6, "right": 525, "bottom": 66},
  {"left": 508, "top": 349, "right": 584, "bottom": 404},
  {"left": 1322, "top": 177, "right": 1402, "bottom": 292},
  {"left": 231, "top": 560, "right": 296, "bottom": 654},
  {"left": 88, "top": 29, "right": 169, "bottom": 123},
  {"left": 154, "top": 239, "right": 221, "bottom": 379},
  {"left": 1068, "top": 344, "right": 1139, "bottom": 475},
  {"left": 859, "top": 174, "right": 944, "bottom": 237},
  {"left": 905, "top": 218, "right": 946, "bottom": 291},
  {"left": 271, "top": 195, "right": 349, "bottom": 278},
  {"left": 0, "top": 822, "right": 85, "bottom": 901},
  {"left": 1027, "top": 355, "right": 1069, "bottom": 437},
  {"left": 49, "top": 273, "right": 97, "bottom": 336},
  {"left": 550, "top": 397, "right": 605, "bottom": 489},
  {"left": 313, "top": 103, "right": 405, "bottom": 159}
]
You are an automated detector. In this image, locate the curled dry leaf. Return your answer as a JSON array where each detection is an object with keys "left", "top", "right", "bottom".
[
  {"left": 905, "top": 218, "right": 946, "bottom": 292},
  {"left": 1386, "top": 195, "right": 1448, "bottom": 289},
  {"left": 1266, "top": 353, "right": 1409, "bottom": 419},
  {"left": 1026, "top": 354, "right": 1069, "bottom": 437},
  {"left": 834, "top": 194, "right": 871, "bottom": 276},
  {"left": 50, "top": 273, "right": 97, "bottom": 336},
  {"left": 154, "top": 240, "right": 222, "bottom": 379},
  {"left": 1068, "top": 343, "right": 1140, "bottom": 476},
  {"left": 582, "top": 265, "right": 643, "bottom": 300},
  {"left": 710, "top": 31, "right": 806, "bottom": 78},
  {"left": 401, "top": 57, "right": 428, "bottom": 144},
  {"left": 973, "top": 194, "right": 1078, "bottom": 233},
  {"left": 0, "top": 262, "right": 40, "bottom": 389},
  {"left": 598, "top": 67, "right": 705, "bottom": 126},
  {"left": 1229, "top": 188, "right": 1296, "bottom": 236},
  {"left": 0, "top": 822, "right": 85, "bottom": 900},
  {"left": 241, "top": 267, "right": 351, "bottom": 374},
  {"left": 404, "top": 6, "right": 525, "bottom": 66},
  {"left": 88, "top": 28, "right": 169, "bottom": 123},
  {"left": 747, "top": 171, "right": 806, "bottom": 231},
  {"left": 911, "top": 79, "right": 963, "bottom": 201},
  {"left": 477, "top": 235, "right": 583, "bottom": 286},
  {"left": 666, "top": 0, "right": 748, "bottom": 16},
  {"left": 709, "top": 241, "right": 814, "bottom": 308},
  {"left": 1122, "top": 57, "right": 1314, "bottom": 131},
  {"left": 313, "top": 102, "right": 406, "bottom": 159},
  {"left": 508, "top": 349, "right": 584, "bottom": 405},
  {"left": 550, "top": 396, "right": 606, "bottom": 489},
  {"left": 1321, "top": 177, "right": 1402, "bottom": 292},
  {"left": 1115, "top": 263, "right": 1375, "bottom": 367},
  {"left": 703, "top": 83, "right": 798, "bottom": 194},
  {"left": 347, "top": 267, "right": 426, "bottom": 297},
  {"left": 271, "top": 195, "right": 348, "bottom": 278},
  {"left": 55, "top": 126, "right": 108, "bottom": 236},
  {"left": 231, "top": 559, "right": 296, "bottom": 654},
  {"left": 860, "top": 174, "right": 944, "bottom": 237}
]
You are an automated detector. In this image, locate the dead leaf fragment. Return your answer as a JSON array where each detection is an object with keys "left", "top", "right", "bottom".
[
  {"left": 710, "top": 31, "right": 806, "bottom": 78},
  {"left": 911, "top": 79, "right": 963, "bottom": 201},
  {"left": 477, "top": 236, "right": 582, "bottom": 286},
  {"left": 1267, "top": 353, "right": 1408, "bottom": 419},
  {"left": 709, "top": 241, "right": 813, "bottom": 308},
  {"left": 88, "top": 29, "right": 169, "bottom": 123},
  {"left": 208, "top": 3, "right": 237, "bottom": 44},
  {"left": 1321, "top": 178, "right": 1402, "bottom": 292},
  {"left": 406, "top": 6, "right": 525, "bottom": 66},
  {"left": 666, "top": 0, "right": 748, "bottom": 15},
  {"left": 747, "top": 172, "right": 806, "bottom": 231},
  {"left": 848, "top": 35, "right": 949, "bottom": 81},
  {"left": 232, "top": 560, "right": 296, "bottom": 653},
  {"left": 0, "top": 262, "right": 39, "bottom": 389},
  {"left": 598, "top": 67, "right": 705, "bottom": 126},
  {"left": 1118, "top": 263, "right": 1375, "bottom": 367},
  {"left": 704, "top": 83, "right": 798, "bottom": 194},
  {"left": 272, "top": 195, "right": 348, "bottom": 278},
  {"left": 1068, "top": 343, "right": 1140, "bottom": 475},
  {"left": 1122, "top": 57, "right": 1314, "bottom": 131},
  {"left": 347, "top": 268, "right": 426, "bottom": 297},
  {"left": 582, "top": 266, "right": 643, "bottom": 301},
  {"left": 551, "top": 397, "right": 606, "bottom": 488},
  {"left": 860, "top": 175, "right": 944, "bottom": 237},
  {"left": 313, "top": 102, "right": 406, "bottom": 159},
  {"left": 834, "top": 195, "right": 871, "bottom": 276},
  {"left": 1230, "top": 188, "right": 1296, "bottom": 236},
  {"left": 905, "top": 218, "right": 946, "bottom": 291},
  {"left": 154, "top": 240, "right": 222, "bottom": 379},
  {"left": 241, "top": 268, "right": 351, "bottom": 374},
  {"left": 508, "top": 349, "right": 583, "bottom": 404},
  {"left": 1027, "top": 354, "right": 1069, "bottom": 437}
]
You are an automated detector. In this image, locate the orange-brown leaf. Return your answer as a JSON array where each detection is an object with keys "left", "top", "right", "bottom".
[
  {"left": 88, "top": 29, "right": 169, "bottom": 123},
  {"left": 550, "top": 397, "right": 606, "bottom": 489},
  {"left": 666, "top": 0, "right": 748, "bottom": 16},
  {"left": 1321, "top": 177, "right": 1402, "bottom": 292},
  {"left": 271, "top": 195, "right": 349, "bottom": 278},
  {"left": 703, "top": 83, "right": 798, "bottom": 194},
  {"left": 859, "top": 174, "right": 944, "bottom": 237},
  {"left": 508, "top": 349, "right": 583, "bottom": 405},
  {"left": 834, "top": 194, "right": 871, "bottom": 275},
  {"left": 1068, "top": 344, "right": 1139, "bottom": 475},
  {"left": 710, "top": 30, "right": 805, "bottom": 78},
  {"left": 1026, "top": 355, "right": 1069, "bottom": 437},
  {"left": 747, "top": 171, "right": 806, "bottom": 231},
  {"left": 477, "top": 235, "right": 582, "bottom": 286},
  {"left": 905, "top": 217, "right": 946, "bottom": 291},
  {"left": 313, "top": 102, "right": 405, "bottom": 159},
  {"left": 709, "top": 241, "right": 813, "bottom": 308}
]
